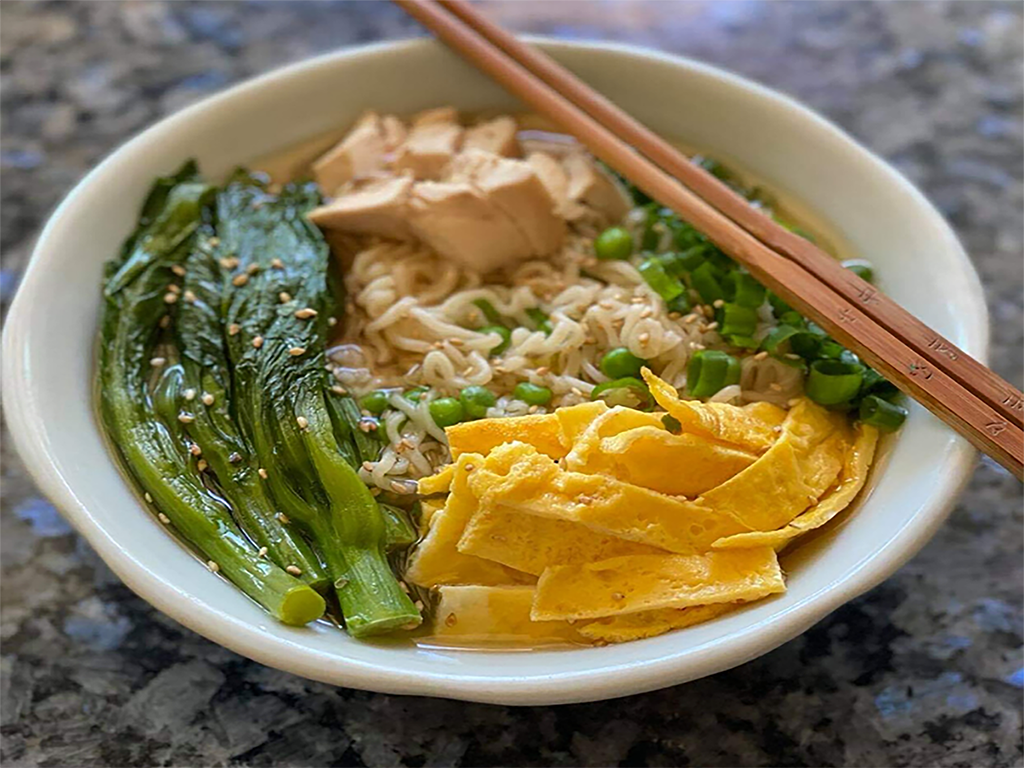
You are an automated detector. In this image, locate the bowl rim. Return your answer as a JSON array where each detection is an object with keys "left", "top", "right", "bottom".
[{"left": 2, "top": 36, "right": 984, "bottom": 705}]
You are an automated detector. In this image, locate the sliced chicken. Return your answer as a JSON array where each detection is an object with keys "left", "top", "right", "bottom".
[
  {"left": 526, "top": 151, "right": 573, "bottom": 218},
  {"left": 562, "top": 152, "right": 632, "bottom": 224},
  {"left": 308, "top": 175, "right": 414, "bottom": 240},
  {"left": 448, "top": 149, "right": 564, "bottom": 256},
  {"left": 312, "top": 112, "right": 406, "bottom": 196},
  {"left": 393, "top": 109, "right": 464, "bottom": 179},
  {"left": 407, "top": 181, "right": 533, "bottom": 273},
  {"left": 463, "top": 116, "right": 519, "bottom": 157}
]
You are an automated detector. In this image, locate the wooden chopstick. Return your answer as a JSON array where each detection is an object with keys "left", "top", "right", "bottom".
[
  {"left": 393, "top": 0, "right": 1024, "bottom": 479},
  {"left": 438, "top": 0, "right": 1022, "bottom": 433}
]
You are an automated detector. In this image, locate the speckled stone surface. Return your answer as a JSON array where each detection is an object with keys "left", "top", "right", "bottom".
[{"left": 1, "top": 2, "right": 1021, "bottom": 766}]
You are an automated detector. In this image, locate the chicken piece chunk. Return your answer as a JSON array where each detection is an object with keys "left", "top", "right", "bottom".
[
  {"left": 562, "top": 152, "right": 632, "bottom": 223},
  {"left": 526, "top": 151, "right": 577, "bottom": 219},
  {"left": 312, "top": 112, "right": 405, "bottom": 196},
  {"left": 407, "top": 181, "right": 532, "bottom": 273},
  {"left": 448, "top": 149, "right": 564, "bottom": 256},
  {"left": 463, "top": 116, "right": 519, "bottom": 157},
  {"left": 307, "top": 175, "right": 414, "bottom": 240},
  {"left": 393, "top": 109, "right": 464, "bottom": 179}
]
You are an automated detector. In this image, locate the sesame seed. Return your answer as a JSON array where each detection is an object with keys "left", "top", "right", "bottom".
[
  {"left": 691, "top": 343, "right": 706, "bottom": 351},
  {"left": 277, "top": 513, "right": 290, "bottom": 524},
  {"left": 585, "top": 336, "right": 597, "bottom": 345},
  {"left": 528, "top": 405, "right": 540, "bottom": 414},
  {"left": 288, "top": 346, "right": 306, "bottom": 356},
  {"left": 330, "top": 385, "right": 348, "bottom": 396},
  {"left": 445, "top": 613, "right": 458, "bottom": 627},
  {"left": 167, "top": 284, "right": 181, "bottom": 294},
  {"left": 189, "top": 443, "right": 202, "bottom": 456},
  {"left": 232, "top": 273, "right": 249, "bottom": 287},
  {"left": 390, "top": 480, "right": 413, "bottom": 494},
  {"left": 257, "top": 546, "right": 268, "bottom": 557},
  {"left": 638, "top": 332, "right": 650, "bottom": 344},
  {"left": 327, "top": 316, "right": 337, "bottom": 326},
  {"left": 358, "top": 419, "right": 377, "bottom": 433},
  {"left": 536, "top": 366, "right": 550, "bottom": 375},
  {"left": 271, "top": 258, "right": 284, "bottom": 269},
  {"left": 246, "top": 263, "right": 260, "bottom": 275},
  {"left": 414, "top": 600, "right": 425, "bottom": 611},
  {"left": 183, "top": 290, "right": 197, "bottom": 303},
  {"left": 228, "top": 452, "right": 242, "bottom": 464},
  {"left": 769, "top": 383, "right": 783, "bottom": 391},
  {"left": 683, "top": 313, "right": 698, "bottom": 324},
  {"left": 705, "top": 322, "right": 719, "bottom": 331},
  {"left": 465, "top": 463, "right": 476, "bottom": 472},
  {"left": 144, "top": 492, "right": 153, "bottom": 503},
  {"left": 362, "top": 461, "right": 375, "bottom": 472},
  {"left": 448, "top": 337, "right": 464, "bottom": 347},
  {"left": 178, "top": 413, "right": 194, "bottom": 424},
  {"left": 640, "top": 307, "right": 653, "bottom": 319},
  {"left": 227, "top": 323, "right": 240, "bottom": 336},
  {"left": 432, "top": 341, "right": 444, "bottom": 350},
  {"left": 631, "top": 297, "right": 645, "bottom": 305},
  {"left": 296, "top": 416, "right": 309, "bottom": 429},
  {"left": 788, "top": 398, "right": 802, "bottom": 407},
  {"left": 207, "top": 560, "right": 220, "bottom": 573},
  {"left": 278, "top": 291, "right": 292, "bottom": 303},
  {"left": 286, "top": 565, "right": 302, "bottom": 576},
  {"left": 163, "top": 292, "right": 179, "bottom": 304},
  {"left": 703, "top": 305, "right": 715, "bottom": 318},
  {"left": 149, "top": 357, "right": 166, "bottom": 367},
  {"left": 208, "top": 236, "right": 220, "bottom": 247},
  {"left": 713, "top": 299, "right": 725, "bottom": 309},
  {"left": 784, "top": 352, "right": 801, "bottom": 360},
  {"left": 462, "top": 366, "right": 474, "bottom": 376},
  {"left": 571, "top": 387, "right": 583, "bottom": 397},
  {"left": 599, "top": 300, "right": 615, "bottom": 310},
  {"left": 295, "top": 308, "right": 317, "bottom": 319},
  {"left": 258, "top": 467, "right": 268, "bottom": 479},
  {"left": 251, "top": 336, "right": 264, "bottom": 349},
  {"left": 201, "top": 392, "right": 214, "bottom": 406},
  {"left": 612, "top": 592, "right": 625, "bottom": 600},
  {"left": 370, "top": 487, "right": 381, "bottom": 496},
  {"left": 158, "top": 513, "right": 170, "bottom": 524},
  {"left": 159, "top": 315, "right": 171, "bottom": 328},
  {"left": 773, "top": 425, "right": 783, "bottom": 433},
  {"left": 754, "top": 351, "right": 769, "bottom": 361},
  {"left": 219, "top": 256, "right": 239, "bottom": 269}
]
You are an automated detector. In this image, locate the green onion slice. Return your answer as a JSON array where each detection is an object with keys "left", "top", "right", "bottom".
[
  {"left": 590, "top": 377, "right": 654, "bottom": 410},
  {"left": 805, "top": 359, "right": 865, "bottom": 406},
  {"left": 687, "top": 349, "right": 742, "bottom": 398},
  {"left": 859, "top": 394, "right": 907, "bottom": 431}
]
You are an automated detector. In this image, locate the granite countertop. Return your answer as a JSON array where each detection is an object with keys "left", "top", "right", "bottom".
[{"left": 1, "top": 2, "right": 1021, "bottom": 765}]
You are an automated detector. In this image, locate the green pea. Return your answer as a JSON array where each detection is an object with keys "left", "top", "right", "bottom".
[
  {"left": 359, "top": 390, "right": 389, "bottom": 415},
  {"left": 429, "top": 397, "right": 464, "bottom": 428},
  {"left": 600, "top": 347, "right": 646, "bottom": 380},
  {"left": 480, "top": 325, "right": 511, "bottom": 355},
  {"left": 404, "top": 386, "right": 430, "bottom": 403},
  {"left": 514, "top": 382, "right": 553, "bottom": 406},
  {"left": 594, "top": 226, "right": 634, "bottom": 261},
  {"left": 459, "top": 386, "right": 497, "bottom": 419}
]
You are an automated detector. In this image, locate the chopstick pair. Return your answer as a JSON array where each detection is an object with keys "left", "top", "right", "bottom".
[{"left": 393, "top": 0, "right": 1024, "bottom": 479}]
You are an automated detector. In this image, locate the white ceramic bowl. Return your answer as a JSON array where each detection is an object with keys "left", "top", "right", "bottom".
[{"left": 2, "top": 38, "right": 985, "bottom": 705}]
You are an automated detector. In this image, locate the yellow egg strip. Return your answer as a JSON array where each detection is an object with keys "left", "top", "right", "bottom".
[
  {"left": 458, "top": 503, "right": 664, "bottom": 575},
  {"left": 694, "top": 399, "right": 849, "bottom": 533},
  {"left": 468, "top": 442, "right": 750, "bottom": 554},
  {"left": 405, "top": 452, "right": 534, "bottom": 588},
  {"left": 578, "top": 603, "right": 737, "bottom": 643},
  {"left": 579, "top": 426, "right": 758, "bottom": 497},
  {"left": 417, "top": 464, "right": 455, "bottom": 495},
  {"left": 642, "top": 368, "right": 786, "bottom": 453},
  {"left": 712, "top": 424, "right": 879, "bottom": 551},
  {"left": 433, "top": 585, "right": 583, "bottom": 644},
  {"left": 531, "top": 547, "right": 785, "bottom": 621}
]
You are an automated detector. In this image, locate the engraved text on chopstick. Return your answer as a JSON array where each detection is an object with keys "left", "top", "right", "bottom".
[{"left": 926, "top": 337, "right": 959, "bottom": 361}]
